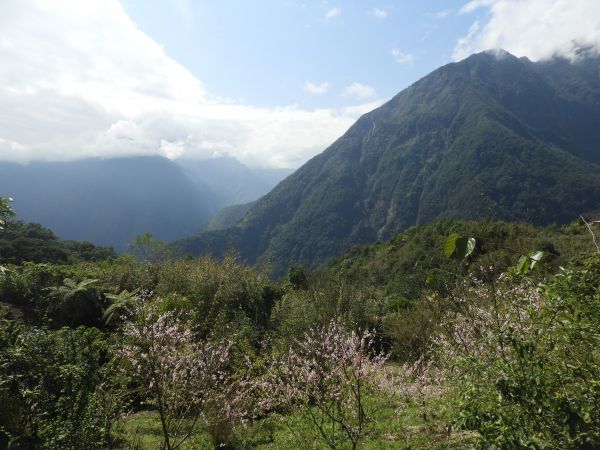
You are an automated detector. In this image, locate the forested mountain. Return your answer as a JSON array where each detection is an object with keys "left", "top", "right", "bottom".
[
  {"left": 174, "top": 51, "right": 600, "bottom": 274},
  {"left": 0, "top": 156, "right": 216, "bottom": 250},
  {"left": 0, "top": 156, "right": 290, "bottom": 251},
  {"left": 175, "top": 157, "right": 292, "bottom": 206},
  {"left": 202, "top": 201, "right": 256, "bottom": 232}
]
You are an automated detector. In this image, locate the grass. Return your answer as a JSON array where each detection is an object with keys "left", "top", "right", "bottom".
[
  {"left": 113, "top": 411, "right": 211, "bottom": 450},
  {"left": 114, "top": 398, "right": 478, "bottom": 449}
]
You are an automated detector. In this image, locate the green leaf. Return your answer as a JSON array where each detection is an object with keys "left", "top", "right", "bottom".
[
  {"left": 444, "top": 233, "right": 460, "bottom": 258},
  {"left": 516, "top": 255, "right": 530, "bottom": 274},
  {"left": 455, "top": 237, "right": 468, "bottom": 259},
  {"left": 528, "top": 250, "right": 544, "bottom": 270},
  {"left": 445, "top": 234, "right": 476, "bottom": 259},
  {"left": 465, "top": 237, "right": 476, "bottom": 258},
  {"left": 456, "top": 237, "right": 477, "bottom": 259}
]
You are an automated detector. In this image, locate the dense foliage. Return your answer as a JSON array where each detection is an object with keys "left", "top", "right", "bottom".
[
  {"left": 434, "top": 258, "right": 600, "bottom": 448},
  {"left": 1, "top": 217, "right": 600, "bottom": 448},
  {"left": 0, "top": 325, "right": 124, "bottom": 449},
  {"left": 0, "top": 220, "right": 115, "bottom": 265}
]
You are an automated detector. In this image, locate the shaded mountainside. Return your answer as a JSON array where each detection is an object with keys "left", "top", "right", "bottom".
[
  {"left": 175, "top": 156, "right": 292, "bottom": 207},
  {"left": 174, "top": 51, "right": 600, "bottom": 275},
  {"left": 0, "top": 156, "right": 216, "bottom": 250},
  {"left": 202, "top": 201, "right": 256, "bottom": 232}
]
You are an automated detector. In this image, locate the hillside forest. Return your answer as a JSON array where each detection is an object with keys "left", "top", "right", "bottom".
[{"left": 1, "top": 196, "right": 599, "bottom": 449}]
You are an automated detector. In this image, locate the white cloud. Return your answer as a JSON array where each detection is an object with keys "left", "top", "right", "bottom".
[
  {"left": 454, "top": 0, "right": 600, "bottom": 61},
  {"left": 342, "top": 82, "right": 377, "bottom": 100},
  {"left": 325, "top": 7, "right": 341, "bottom": 19},
  {"left": 304, "top": 81, "right": 330, "bottom": 95},
  {"left": 391, "top": 49, "right": 414, "bottom": 64},
  {"left": 373, "top": 8, "right": 387, "bottom": 19},
  {"left": 0, "top": 0, "right": 367, "bottom": 168},
  {"left": 436, "top": 9, "right": 452, "bottom": 18}
]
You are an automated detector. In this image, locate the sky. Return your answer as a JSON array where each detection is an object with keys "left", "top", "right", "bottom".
[{"left": 1, "top": 0, "right": 599, "bottom": 168}]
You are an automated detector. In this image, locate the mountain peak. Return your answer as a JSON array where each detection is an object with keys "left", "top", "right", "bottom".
[{"left": 467, "top": 48, "right": 519, "bottom": 61}]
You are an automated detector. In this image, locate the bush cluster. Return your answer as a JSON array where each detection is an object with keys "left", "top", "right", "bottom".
[{"left": 1, "top": 219, "right": 599, "bottom": 448}]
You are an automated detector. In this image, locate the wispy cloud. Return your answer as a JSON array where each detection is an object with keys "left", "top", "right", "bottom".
[
  {"left": 304, "top": 81, "right": 330, "bottom": 95},
  {"left": 436, "top": 9, "right": 452, "bottom": 18},
  {"left": 459, "top": 0, "right": 495, "bottom": 15},
  {"left": 373, "top": 8, "right": 387, "bottom": 18},
  {"left": 325, "top": 7, "right": 341, "bottom": 19},
  {"left": 454, "top": 0, "right": 600, "bottom": 61},
  {"left": 391, "top": 48, "right": 414, "bottom": 64},
  {"left": 342, "top": 82, "right": 376, "bottom": 100},
  {"left": 454, "top": 21, "right": 480, "bottom": 59}
]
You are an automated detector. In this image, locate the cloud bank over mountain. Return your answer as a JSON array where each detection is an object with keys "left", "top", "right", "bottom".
[
  {"left": 0, "top": 0, "right": 371, "bottom": 168},
  {"left": 454, "top": 0, "right": 600, "bottom": 61}
]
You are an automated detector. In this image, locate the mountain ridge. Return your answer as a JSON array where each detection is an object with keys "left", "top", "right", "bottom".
[
  {"left": 0, "top": 156, "right": 216, "bottom": 250},
  {"left": 173, "top": 51, "right": 600, "bottom": 275},
  {"left": 1, "top": 154, "right": 291, "bottom": 250}
]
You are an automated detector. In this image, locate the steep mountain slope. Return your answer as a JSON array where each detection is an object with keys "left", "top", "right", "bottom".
[
  {"left": 174, "top": 51, "right": 600, "bottom": 274},
  {"left": 175, "top": 157, "right": 292, "bottom": 207},
  {"left": 202, "top": 201, "right": 256, "bottom": 232},
  {"left": 0, "top": 156, "right": 216, "bottom": 250}
]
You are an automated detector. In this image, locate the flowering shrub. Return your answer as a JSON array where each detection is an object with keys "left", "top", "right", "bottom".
[
  {"left": 434, "top": 265, "right": 600, "bottom": 448},
  {"left": 118, "top": 297, "right": 233, "bottom": 450},
  {"left": 257, "top": 321, "right": 389, "bottom": 450}
]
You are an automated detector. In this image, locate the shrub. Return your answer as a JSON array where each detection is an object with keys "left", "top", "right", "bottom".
[
  {"left": 118, "top": 296, "right": 240, "bottom": 450},
  {"left": 0, "top": 325, "right": 124, "bottom": 449},
  {"left": 258, "top": 321, "right": 389, "bottom": 450},
  {"left": 435, "top": 262, "right": 600, "bottom": 448}
]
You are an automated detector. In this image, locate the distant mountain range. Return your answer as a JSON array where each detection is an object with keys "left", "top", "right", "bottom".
[
  {"left": 175, "top": 156, "right": 292, "bottom": 207},
  {"left": 173, "top": 51, "right": 600, "bottom": 275},
  {"left": 0, "top": 156, "right": 290, "bottom": 250}
]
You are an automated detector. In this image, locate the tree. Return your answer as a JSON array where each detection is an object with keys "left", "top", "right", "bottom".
[
  {"left": 102, "top": 288, "right": 139, "bottom": 326},
  {"left": 287, "top": 265, "right": 309, "bottom": 290},
  {"left": 128, "top": 232, "right": 171, "bottom": 262},
  {"left": 0, "top": 197, "right": 15, "bottom": 267},
  {"left": 47, "top": 278, "right": 103, "bottom": 327},
  {"left": 0, "top": 197, "right": 15, "bottom": 230},
  {"left": 258, "top": 321, "right": 389, "bottom": 450},
  {"left": 119, "top": 298, "right": 234, "bottom": 450}
]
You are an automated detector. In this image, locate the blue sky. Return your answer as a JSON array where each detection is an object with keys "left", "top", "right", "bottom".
[
  {"left": 122, "top": 1, "right": 474, "bottom": 109},
  {"left": 1, "top": 1, "right": 598, "bottom": 168}
]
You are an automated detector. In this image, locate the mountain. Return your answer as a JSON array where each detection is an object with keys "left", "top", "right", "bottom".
[
  {"left": 0, "top": 156, "right": 216, "bottom": 250},
  {"left": 175, "top": 156, "right": 292, "bottom": 207},
  {"left": 202, "top": 201, "right": 256, "bottom": 232},
  {"left": 173, "top": 51, "right": 600, "bottom": 275}
]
